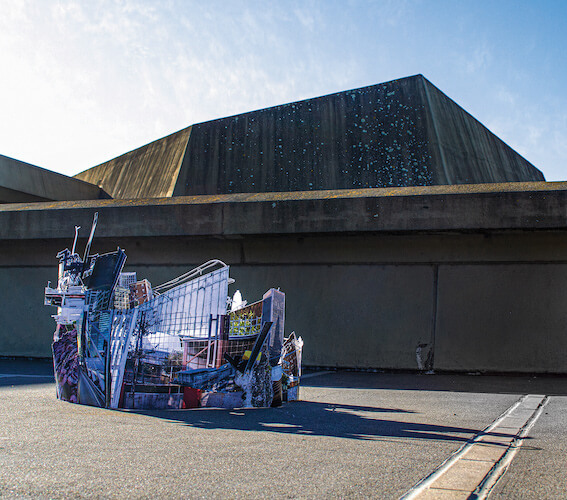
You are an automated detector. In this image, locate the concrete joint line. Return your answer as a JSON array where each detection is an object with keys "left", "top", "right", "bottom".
[
  {"left": 471, "top": 395, "right": 549, "bottom": 499},
  {"left": 399, "top": 394, "right": 548, "bottom": 500}
]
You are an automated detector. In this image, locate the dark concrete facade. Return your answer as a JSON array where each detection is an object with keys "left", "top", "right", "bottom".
[
  {"left": 74, "top": 75, "right": 544, "bottom": 199},
  {"left": 2, "top": 182, "right": 567, "bottom": 373}
]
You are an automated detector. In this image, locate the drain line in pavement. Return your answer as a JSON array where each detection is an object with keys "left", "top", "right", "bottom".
[
  {"left": 472, "top": 395, "right": 549, "bottom": 499},
  {"left": 400, "top": 394, "right": 549, "bottom": 500}
]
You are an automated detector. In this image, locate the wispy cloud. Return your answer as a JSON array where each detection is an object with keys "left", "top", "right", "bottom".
[
  {"left": 465, "top": 42, "right": 492, "bottom": 74},
  {"left": 486, "top": 99, "right": 567, "bottom": 181}
]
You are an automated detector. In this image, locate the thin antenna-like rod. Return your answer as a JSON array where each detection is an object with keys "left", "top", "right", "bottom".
[
  {"left": 83, "top": 212, "right": 99, "bottom": 263},
  {"left": 71, "top": 226, "right": 81, "bottom": 255}
]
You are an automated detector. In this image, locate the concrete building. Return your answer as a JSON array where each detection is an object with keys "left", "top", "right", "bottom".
[
  {"left": 74, "top": 75, "right": 543, "bottom": 198},
  {"left": 2, "top": 75, "right": 565, "bottom": 374},
  {"left": 0, "top": 154, "right": 108, "bottom": 203}
]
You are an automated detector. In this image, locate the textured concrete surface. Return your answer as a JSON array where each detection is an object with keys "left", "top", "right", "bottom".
[
  {"left": 2, "top": 192, "right": 567, "bottom": 371},
  {"left": 177, "top": 75, "right": 543, "bottom": 196},
  {"left": 2, "top": 182, "right": 567, "bottom": 370},
  {"left": 73, "top": 75, "right": 543, "bottom": 199},
  {"left": 435, "top": 264, "right": 567, "bottom": 373},
  {"left": 0, "top": 266, "right": 55, "bottom": 357},
  {"left": 229, "top": 264, "right": 435, "bottom": 368},
  {"left": 3, "top": 363, "right": 567, "bottom": 499},
  {"left": 0, "top": 262, "right": 436, "bottom": 365},
  {"left": 0, "top": 154, "right": 107, "bottom": 203},
  {"left": 6, "top": 258, "right": 567, "bottom": 371},
  {"left": 75, "top": 127, "right": 191, "bottom": 199}
]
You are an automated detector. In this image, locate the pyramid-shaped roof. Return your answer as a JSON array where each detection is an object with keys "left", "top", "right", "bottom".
[{"left": 75, "top": 75, "right": 544, "bottom": 198}]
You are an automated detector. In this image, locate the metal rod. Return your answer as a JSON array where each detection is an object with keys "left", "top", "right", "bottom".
[
  {"left": 206, "top": 314, "right": 213, "bottom": 367},
  {"left": 82, "top": 212, "right": 98, "bottom": 267},
  {"left": 184, "top": 344, "right": 210, "bottom": 366},
  {"left": 212, "top": 315, "right": 219, "bottom": 368},
  {"left": 71, "top": 225, "right": 80, "bottom": 255}
]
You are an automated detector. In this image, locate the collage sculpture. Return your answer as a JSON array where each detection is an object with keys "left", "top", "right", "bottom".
[{"left": 45, "top": 213, "right": 303, "bottom": 410}]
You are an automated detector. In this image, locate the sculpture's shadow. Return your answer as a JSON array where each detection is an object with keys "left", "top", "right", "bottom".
[{"left": 130, "top": 399, "right": 522, "bottom": 445}]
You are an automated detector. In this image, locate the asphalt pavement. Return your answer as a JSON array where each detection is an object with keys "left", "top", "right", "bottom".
[{"left": 0, "top": 360, "right": 566, "bottom": 499}]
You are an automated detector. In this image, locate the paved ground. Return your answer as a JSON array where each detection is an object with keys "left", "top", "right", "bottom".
[{"left": 0, "top": 360, "right": 566, "bottom": 499}]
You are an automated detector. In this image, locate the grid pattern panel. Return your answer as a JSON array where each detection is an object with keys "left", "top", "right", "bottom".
[
  {"left": 137, "top": 266, "right": 229, "bottom": 339},
  {"left": 107, "top": 266, "right": 231, "bottom": 402}
]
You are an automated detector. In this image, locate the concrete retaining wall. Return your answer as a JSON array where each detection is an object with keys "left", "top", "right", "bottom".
[
  {"left": 2, "top": 231, "right": 567, "bottom": 373},
  {"left": 435, "top": 263, "right": 567, "bottom": 372},
  {"left": 1, "top": 183, "right": 566, "bottom": 373}
]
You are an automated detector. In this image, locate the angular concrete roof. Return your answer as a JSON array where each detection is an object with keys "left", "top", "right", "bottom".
[
  {"left": 0, "top": 154, "right": 107, "bottom": 203},
  {"left": 75, "top": 75, "right": 544, "bottom": 199},
  {"left": 75, "top": 127, "right": 191, "bottom": 199}
]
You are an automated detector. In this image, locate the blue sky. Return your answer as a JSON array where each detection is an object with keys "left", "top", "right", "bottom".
[{"left": 0, "top": 0, "right": 565, "bottom": 180}]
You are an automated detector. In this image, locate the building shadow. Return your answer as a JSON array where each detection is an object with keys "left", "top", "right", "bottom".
[
  {"left": 0, "top": 358, "right": 54, "bottom": 387},
  {"left": 303, "top": 371, "right": 567, "bottom": 396}
]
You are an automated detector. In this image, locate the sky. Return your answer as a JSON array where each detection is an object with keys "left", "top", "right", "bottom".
[{"left": 0, "top": 0, "right": 565, "bottom": 181}]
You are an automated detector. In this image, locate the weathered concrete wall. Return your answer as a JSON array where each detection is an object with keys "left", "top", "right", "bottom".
[
  {"left": 0, "top": 266, "right": 54, "bottom": 356},
  {"left": 175, "top": 75, "right": 434, "bottom": 195},
  {"left": 2, "top": 182, "right": 566, "bottom": 240},
  {"left": 1, "top": 183, "right": 566, "bottom": 372},
  {"left": 422, "top": 80, "right": 543, "bottom": 184},
  {"left": 0, "top": 154, "right": 107, "bottom": 203},
  {"left": 435, "top": 264, "right": 567, "bottom": 373},
  {"left": 74, "top": 127, "right": 191, "bottom": 199},
  {"left": 176, "top": 75, "right": 543, "bottom": 196},
  {"left": 229, "top": 264, "right": 436, "bottom": 369},
  {"left": 3, "top": 232, "right": 567, "bottom": 372}
]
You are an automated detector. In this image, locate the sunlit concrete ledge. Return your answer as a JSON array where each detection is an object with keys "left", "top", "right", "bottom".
[{"left": 1, "top": 181, "right": 566, "bottom": 240}]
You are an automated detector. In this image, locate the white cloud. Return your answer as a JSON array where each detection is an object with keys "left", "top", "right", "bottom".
[
  {"left": 495, "top": 87, "right": 516, "bottom": 106},
  {"left": 293, "top": 5, "right": 317, "bottom": 31},
  {"left": 465, "top": 43, "right": 492, "bottom": 74}
]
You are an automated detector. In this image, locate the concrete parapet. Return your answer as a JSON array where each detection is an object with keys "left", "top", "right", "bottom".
[{"left": 0, "top": 181, "right": 563, "bottom": 240}]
